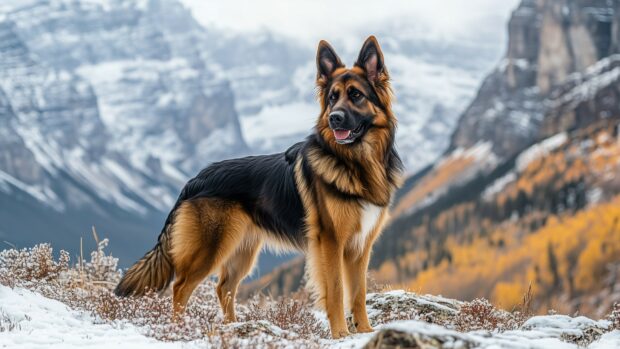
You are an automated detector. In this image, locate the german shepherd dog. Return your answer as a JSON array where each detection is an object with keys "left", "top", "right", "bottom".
[{"left": 115, "top": 36, "right": 402, "bottom": 338}]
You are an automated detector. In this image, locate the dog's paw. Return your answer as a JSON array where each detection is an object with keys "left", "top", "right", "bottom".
[
  {"left": 355, "top": 325, "right": 374, "bottom": 333},
  {"left": 331, "top": 329, "right": 351, "bottom": 339}
]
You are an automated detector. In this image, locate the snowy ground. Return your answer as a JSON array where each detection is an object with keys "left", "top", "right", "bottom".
[{"left": 1, "top": 286, "right": 618, "bottom": 349}]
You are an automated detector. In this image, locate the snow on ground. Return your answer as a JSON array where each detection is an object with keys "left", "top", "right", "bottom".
[
  {"left": 590, "top": 331, "right": 620, "bottom": 349},
  {"left": 0, "top": 286, "right": 189, "bottom": 349},
  {"left": 1, "top": 285, "right": 618, "bottom": 349}
]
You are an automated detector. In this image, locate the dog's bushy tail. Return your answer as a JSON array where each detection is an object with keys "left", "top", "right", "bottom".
[{"left": 114, "top": 218, "right": 175, "bottom": 297}]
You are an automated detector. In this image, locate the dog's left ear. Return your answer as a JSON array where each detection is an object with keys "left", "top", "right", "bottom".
[{"left": 355, "top": 36, "right": 386, "bottom": 84}]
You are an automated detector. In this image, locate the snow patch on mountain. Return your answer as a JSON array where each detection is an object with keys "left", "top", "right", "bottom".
[
  {"left": 241, "top": 101, "right": 318, "bottom": 148},
  {"left": 516, "top": 132, "right": 568, "bottom": 171},
  {"left": 0, "top": 170, "right": 64, "bottom": 211}
]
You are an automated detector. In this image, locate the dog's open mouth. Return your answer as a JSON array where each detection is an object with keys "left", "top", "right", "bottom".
[
  {"left": 333, "top": 129, "right": 351, "bottom": 140},
  {"left": 333, "top": 124, "right": 364, "bottom": 144}
]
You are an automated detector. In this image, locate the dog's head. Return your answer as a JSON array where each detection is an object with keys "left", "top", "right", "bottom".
[{"left": 315, "top": 36, "right": 395, "bottom": 149}]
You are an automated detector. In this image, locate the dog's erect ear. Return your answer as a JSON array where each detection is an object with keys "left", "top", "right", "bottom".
[
  {"left": 316, "top": 40, "right": 343, "bottom": 81},
  {"left": 355, "top": 36, "right": 386, "bottom": 84}
]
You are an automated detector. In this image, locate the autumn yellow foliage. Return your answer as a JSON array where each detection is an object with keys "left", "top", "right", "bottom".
[{"left": 409, "top": 196, "right": 620, "bottom": 315}]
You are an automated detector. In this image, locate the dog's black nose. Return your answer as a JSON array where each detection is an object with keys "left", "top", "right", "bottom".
[{"left": 329, "top": 111, "right": 345, "bottom": 127}]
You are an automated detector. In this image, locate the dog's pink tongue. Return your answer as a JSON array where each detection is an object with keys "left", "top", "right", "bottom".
[{"left": 333, "top": 130, "right": 351, "bottom": 140}]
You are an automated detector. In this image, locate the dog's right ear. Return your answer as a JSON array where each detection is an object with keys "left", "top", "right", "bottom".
[{"left": 316, "top": 40, "right": 343, "bottom": 82}]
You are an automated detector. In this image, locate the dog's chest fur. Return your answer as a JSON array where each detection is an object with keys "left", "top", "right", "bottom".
[{"left": 349, "top": 203, "right": 383, "bottom": 253}]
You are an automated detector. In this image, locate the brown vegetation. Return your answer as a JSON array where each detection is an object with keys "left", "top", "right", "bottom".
[{"left": 0, "top": 241, "right": 328, "bottom": 347}]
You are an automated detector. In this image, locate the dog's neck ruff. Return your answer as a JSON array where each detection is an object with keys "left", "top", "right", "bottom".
[{"left": 305, "top": 138, "right": 398, "bottom": 207}]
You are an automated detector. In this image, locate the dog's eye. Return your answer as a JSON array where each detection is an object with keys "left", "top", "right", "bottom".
[
  {"left": 349, "top": 89, "right": 362, "bottom": 101},
  {"left": 329, "top": 93, "right": 338, "bottom": 103}
]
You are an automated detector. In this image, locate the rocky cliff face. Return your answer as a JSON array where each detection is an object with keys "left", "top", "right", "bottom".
[
  {"left": 543, "top": 55, "right": 620, "bottom": 137},
  {"left": 8, "top": 0, "right": 247, "bottom": 173},
  {"left": 536, "top": 1, "right": 602, "bottom": 93},
  {"left": 451, "top": 0, "right": 619, "bottom": 159}
]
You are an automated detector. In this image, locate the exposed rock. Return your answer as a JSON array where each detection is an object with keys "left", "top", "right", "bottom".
[
  {"left": 0, "top": 89, "right": 42, "bottom": 184},
  {"left": 366, "top": 291, "right": 461, "bottom": 326},
  {"left": 543, "top": 55, "right": 620, "bottom": 137},
  {"left": 363, "top": 315, "right": 613, "bottom": 349},
  {"left": 228, "top": 320, "right": 288, "bottom": 339},
  {"left": 363, "top": 326, "right": 474, "bottom": 349},
  {"left": 523, "top": 315, "right": 611, "bottom": 346},
  {"left": 451, "top": 0, "right": 618, "bottom": 159}
]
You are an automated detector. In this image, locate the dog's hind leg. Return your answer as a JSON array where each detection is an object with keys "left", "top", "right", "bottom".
[
  {"left": 216, "top": 234, "right": 263, "bottom": 323},
  {"left": 170, "top": 199, "right": 251, "bottom": 317}
]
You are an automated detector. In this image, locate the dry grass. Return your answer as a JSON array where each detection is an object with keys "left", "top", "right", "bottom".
[
  {"left": 0, "top": 240, "right": 329, "bottom": 347},
  {"left": 244, "top": 290, "right": 329, "bottom": 339},
  {"left": 0, "top": 243, "right": 69, "bottom": 286},
  {"left": 0, "top": 310, "right": 20, "bottom": 332},
  {"left": 610, "top": 302, "right": 620, "bottom": 330},
  {"left": 454, "top": 298, "right": 514, "bottom": 332},
  {"left": 454, "top": 286, "right": 533, "bottom": 332}
]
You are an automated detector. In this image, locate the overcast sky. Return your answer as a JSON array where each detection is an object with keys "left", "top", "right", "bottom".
[{"left": 180, "top": 0, "right": 521, "bottom": 48}]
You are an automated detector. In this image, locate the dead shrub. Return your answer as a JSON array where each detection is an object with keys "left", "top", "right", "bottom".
[
  {"left": 66, "top": 238, "right": 121, "bottom": 288},
  {"left": 0, "top": 244, "right": 69, "bottom": 284},
  {"left": 244, "top": 290, "right": 329, "bottom": 339},
  {"left": 454, "top": 298, "right": 520, "bottom": 332},
  {"left": 510, "top": 283, "right": 533, "bottom": 327},
  {"left": 0, "top": 242, "right": 223, "bottom": 342}
]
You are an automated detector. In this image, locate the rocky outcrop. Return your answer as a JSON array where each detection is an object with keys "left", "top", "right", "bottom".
[
  {"left": 543, "top": 54, "right": 620, "bottom": 137},
  {"left": 536, "top": 1, "right": 605, "bottom": 94},
  {"left": 5, "top": 0, "right": 247, "bottom": 173}
]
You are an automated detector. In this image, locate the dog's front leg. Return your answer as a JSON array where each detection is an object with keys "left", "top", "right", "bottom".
[
  {"left": 320, "top": 235, "right": 349, "bottom": 339},
  {"left": 344, "top": 248, "right": 373, "bottom": 333}
]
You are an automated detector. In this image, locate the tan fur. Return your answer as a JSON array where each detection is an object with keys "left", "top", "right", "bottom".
[
  {"left": 114, "top": 224, "right": 174, "bottom": 297},
  {"left": 169, "top": 199, "right": 258, "bottom": 320},
  {"left": 298, "top": 173, "right": 392, "bottom": 337},
  {"left": 216, "top": 233, "right": 263, "bottom": 322}
]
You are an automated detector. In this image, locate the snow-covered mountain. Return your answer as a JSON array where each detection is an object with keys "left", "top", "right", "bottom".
[{"left": 0, "top": 0, "right": 247, "bottom": 262}]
